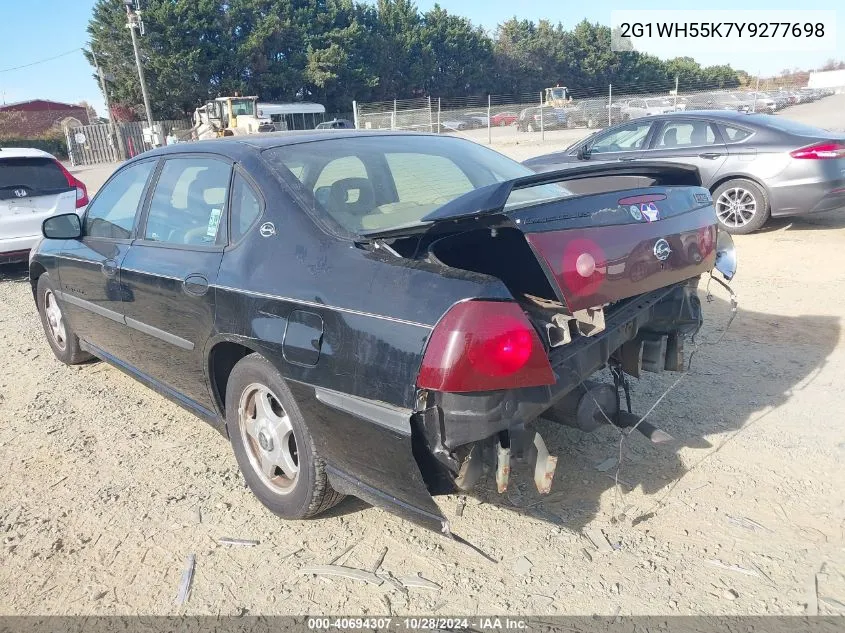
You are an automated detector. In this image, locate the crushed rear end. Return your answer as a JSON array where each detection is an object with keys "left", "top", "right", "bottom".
[{"left": 364, "top": 162, "right": 734, "bottom": 532}]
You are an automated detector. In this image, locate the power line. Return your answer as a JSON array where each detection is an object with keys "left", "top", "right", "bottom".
[{"left": 0, "top": 48, "right": 83, "bottom": 74}]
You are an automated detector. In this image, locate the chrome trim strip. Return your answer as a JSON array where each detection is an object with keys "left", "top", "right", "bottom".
[
  {"left": 55, "top": 290, "right": 124, "bottom": 324},
  {"left": 125, "top": 317, "right": 195, "bottom": 351},
  {"left": 213, "top": 285, "right": 433, "bottom": 330},
  {"left": 120, "top": 267, "right": 184, "bottom": 282},
  {"left": 314, "top": 387, "right": 412, "bottom": 435}
]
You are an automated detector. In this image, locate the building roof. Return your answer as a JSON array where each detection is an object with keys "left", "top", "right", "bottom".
[{"left": 0, "top": 99, "right": 84, "bottom": 110}]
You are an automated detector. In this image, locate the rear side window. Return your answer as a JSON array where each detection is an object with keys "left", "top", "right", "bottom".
[
  {"left": 0, "top": 157, "right": 67, "bottom": 190},
  {"left": 721, "top": 125, "right": 753, "bottom": 143},
  {"left": 144, "top": 157, "right": 232, "bottom": 246},
  {"left": 230, "top": 172, "right": 262, "bottom": 242},
  {"left": 84, "top": 160, "right": 155, "bottom": 239},
  {"left": 656, "top": 121, "right": 717, "bottom": 148}
]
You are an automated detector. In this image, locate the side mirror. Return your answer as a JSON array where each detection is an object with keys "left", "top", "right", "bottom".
[
  {"left": 576, "top": 144, "right": 592, "bottom": 160},
  {"left": 42, "top": 213, "right": 82, "bottom": 240}
]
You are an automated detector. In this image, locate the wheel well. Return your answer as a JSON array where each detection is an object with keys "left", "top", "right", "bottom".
[
  {"left": 29, "top": 262, "right": 46, "bottom": 300},
  {"left": 709, "top": 174, "right": 771, "bottom": 211},
  {"left": 208, "top": 342, "right": 255, "bottom": 416}
]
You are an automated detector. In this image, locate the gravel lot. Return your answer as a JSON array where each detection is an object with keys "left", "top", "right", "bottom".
[{"left": 2, "top": 96, "right": 845, "bottom": 616}]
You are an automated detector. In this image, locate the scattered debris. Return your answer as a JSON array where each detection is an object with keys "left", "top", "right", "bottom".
[
  {"left": 49, "top": 475, "right": 68, "bottom": 489},
  {"left": 583, "top": 527, "right": 614, "bottom": 554},
  {"left": 370, "top": 546, "right": 388, "bottom": 574},
  {"left": 705, "top": 559, "right": 759, "bottom": 577},
  {"left": 328, "top": 539, "right": 362, "bottom": 565},
  {"left": 595, "top": 457, "right": 618, "bottom": 472},
  {"left": 456, "top": 496, "right": 466, "bottom": 517},
  {"left": 722, "top": 588, "right": 739, "bottom": 601},
  {"left": 194, "top": 507, "right": 202, "bottom": 524},
  {"left": 513, "top": 556, "right": 533, "bottom": 576},
  {"left": 300, "top": 565, "right": 383, "bottom": 586},
  {"left": 726, "top": 514, "right": 772, "bottom": 533},
  {"left": 381, "top": 571, "right": 409, "bottom": 595},
  {"left": 176, "top": 554, "right": 195, "bottom": 605},
  {"left": 398, "top": 573, "right": 441, "bottom": 591},
  {"left": 218, "top": 537, "right": 259, "bottom": 547},
  {"left": 581, "top": 548, "right": 593, "bottom": 563}
]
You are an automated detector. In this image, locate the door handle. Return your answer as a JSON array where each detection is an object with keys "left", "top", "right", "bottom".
[
  {"left": 101, "top": 259, "right": 118, "bottom": 277},
  {"left": 183, "top": 274, "right": 209, "bottom": 297},
  {"left": 698, "top": 152, "right": 722, "bottom": 159}
]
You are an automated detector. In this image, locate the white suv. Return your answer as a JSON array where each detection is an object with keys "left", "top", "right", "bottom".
[{"left": 0, "top": 147, "right": 88, "bottom": 263}]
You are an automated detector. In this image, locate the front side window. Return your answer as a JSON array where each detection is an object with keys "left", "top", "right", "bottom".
[
  {"left": 84, "top": 160, "right": 155, "bottom": 239},
  {"left": 591, "top": 121, "right": 653, "bottom": 153},
  {"left": 144, "top": 157, "right": 231, "bottom": 246},
  {"left": 264, "top": 135, "right": 569, "bottom": 235}
]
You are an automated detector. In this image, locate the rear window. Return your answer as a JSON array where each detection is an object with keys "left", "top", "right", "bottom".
[
  {"left": 0, "top": 157, "right": 68, "bottom": 190},
  {"left": 264, "top": 135, "right": 570, "bottom": 235}
]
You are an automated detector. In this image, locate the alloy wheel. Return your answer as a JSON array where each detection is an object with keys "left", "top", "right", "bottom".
[
  {"left": 43, "top": 290, "right": 67, "bottom": 351},
  {"left": 715, "top": 187, "right": 757, "bottom": 228},
  {"left": 238, "top": 382, "right": 299, "bottom": 494}
]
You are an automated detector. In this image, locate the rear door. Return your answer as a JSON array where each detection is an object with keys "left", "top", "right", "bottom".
[
  {"left": 119, "top": 155, "right": 234, "bottom": 409},
  {"left": 645, "top": 118, "right": 728, "bottom": 186},
  {"left": 0, "top": 155, "right": 76, "bottom": 251}
]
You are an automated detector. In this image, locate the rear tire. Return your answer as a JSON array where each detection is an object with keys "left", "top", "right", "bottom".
[
  {"left": 36, "top": 274, "right": 92, "bottom": 365},
  {"left": 712, "top": 178, "right": 770, "bottom": 235},
  {"left": 225, "top": 353, "right": 343, "bottom": 519}
]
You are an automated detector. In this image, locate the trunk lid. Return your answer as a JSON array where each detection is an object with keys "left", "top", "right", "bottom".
[{"left": 416, "top": 162, "right": 717, "bottom": 313}]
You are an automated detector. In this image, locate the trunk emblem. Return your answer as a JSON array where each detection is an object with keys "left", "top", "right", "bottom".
[
  {"left": 14, "top": 189, "right": 28, "bottom": 198},
  {"left": 653, "top": 239, "right": 672, "bottom": 261},
  {"left": 641, "top": 203, "right": 660, "bottom": 222}
]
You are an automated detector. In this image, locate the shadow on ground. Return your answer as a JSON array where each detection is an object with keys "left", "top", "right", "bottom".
[{"left": 325, "top": 292, "right": 839, "bottom": 539}]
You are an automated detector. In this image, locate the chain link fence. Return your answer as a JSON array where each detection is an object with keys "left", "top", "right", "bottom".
[{"left": 353, "top": 80, "right": 839, "bottom": 146}]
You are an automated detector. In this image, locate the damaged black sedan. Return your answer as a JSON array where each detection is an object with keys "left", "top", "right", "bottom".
[{"left": 29, "top": 132, "right": 736, "bottom": 533}]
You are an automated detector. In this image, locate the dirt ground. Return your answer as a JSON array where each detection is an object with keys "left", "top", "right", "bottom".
[{"left": 2, "top": 97, "right": 845, "bottom": 616}]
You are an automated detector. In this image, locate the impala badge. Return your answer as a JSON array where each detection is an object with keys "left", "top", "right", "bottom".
[
  {"left": 653, "top": 238, "right": 672, "bottom": 261},
  {"left": 259, "top": 222, "right": 276, "bottom": 237}
]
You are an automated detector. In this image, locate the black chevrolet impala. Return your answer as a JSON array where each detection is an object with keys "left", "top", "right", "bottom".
[{"left": 29, "top": 132, "right": 735, "bottom": 533}]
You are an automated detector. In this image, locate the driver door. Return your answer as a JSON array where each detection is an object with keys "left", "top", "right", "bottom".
[{"left": 568, "top": 120, "right": 657, "bottom": 194}]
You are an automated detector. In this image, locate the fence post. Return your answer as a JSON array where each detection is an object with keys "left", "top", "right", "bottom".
[
  {"left": 428, "top": 96, "right": 433, "bottom": 132},
  {"left": 352, "top": 100, "right": 359, "bottom": 130},
  {"left": 674, "top": 75, "right": 679, "bottom": 111},
  {"left": 753, "top": 74, "right": 760, "bottom": 113},
  {"left": 64, "top": 126, "right": 76, "bottom": 167},
  {"left": 437, "top": 98, "right": 441, "bottom": 134},
  {"left": 392, "top": 99, "right": 397, "bottom": 130},
  {"left": 487, "top": 94, "right": 492, "bottom": 145},
  {"left": 608, "top": 84, "right": 613, "bottom": 126},
  {"left": 540, "top": 91, "right": 544, "bottom": 141}
]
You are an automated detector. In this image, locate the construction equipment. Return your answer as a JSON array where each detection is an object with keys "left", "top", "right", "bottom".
[
  {"left": 190, "top": 96, "right": 275, "bottom": 140},
  {"left": 544, "top": 86, "right": 570, "bottom": 108}
]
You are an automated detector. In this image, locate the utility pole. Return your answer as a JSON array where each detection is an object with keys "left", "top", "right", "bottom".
[
  {"left": 90, "top": 48, "right": 126, "bottom": 161},
  {"left": 124, "top": 0, "right": 155, "bottom": 141}
]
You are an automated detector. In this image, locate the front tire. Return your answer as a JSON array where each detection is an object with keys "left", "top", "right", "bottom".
[
  {"left": 36, "top": 274, "right": 91, "bottom": 365},
  {"left": 712, "top": 179, "right": 770, "bottom": 234},
  {"left": 225, "top": 353, "right": 343, "bottom": 519}
]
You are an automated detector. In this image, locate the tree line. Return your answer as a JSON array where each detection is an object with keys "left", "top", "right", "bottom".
[{"left": 87, "top": 0, "right": 744, "bottom": 121}]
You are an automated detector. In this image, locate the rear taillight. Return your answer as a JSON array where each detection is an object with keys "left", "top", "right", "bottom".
[
  {"left": 54, "top": 160, "right": 89, "bottom": 208},
  {"left": 417, "top": 301, "right": 555, "bottom": 393},
  {"left": 790, "top": 142, "right": 845, "bottom": 160}
]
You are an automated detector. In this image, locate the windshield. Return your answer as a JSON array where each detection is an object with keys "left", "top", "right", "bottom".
[
  {"left": 230, "top": 98, "right": 255, "bottom": 116},
  {"left": 263, "top": 135, "right": 570, "bottom": 235}
]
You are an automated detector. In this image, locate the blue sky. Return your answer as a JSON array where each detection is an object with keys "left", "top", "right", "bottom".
[{"left": 0, "top": 0, "right": 841, "bottom": 119}]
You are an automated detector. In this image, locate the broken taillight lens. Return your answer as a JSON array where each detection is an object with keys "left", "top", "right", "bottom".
[{"left": 417, "top": 300, "right": 555, "bottom": 393}]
